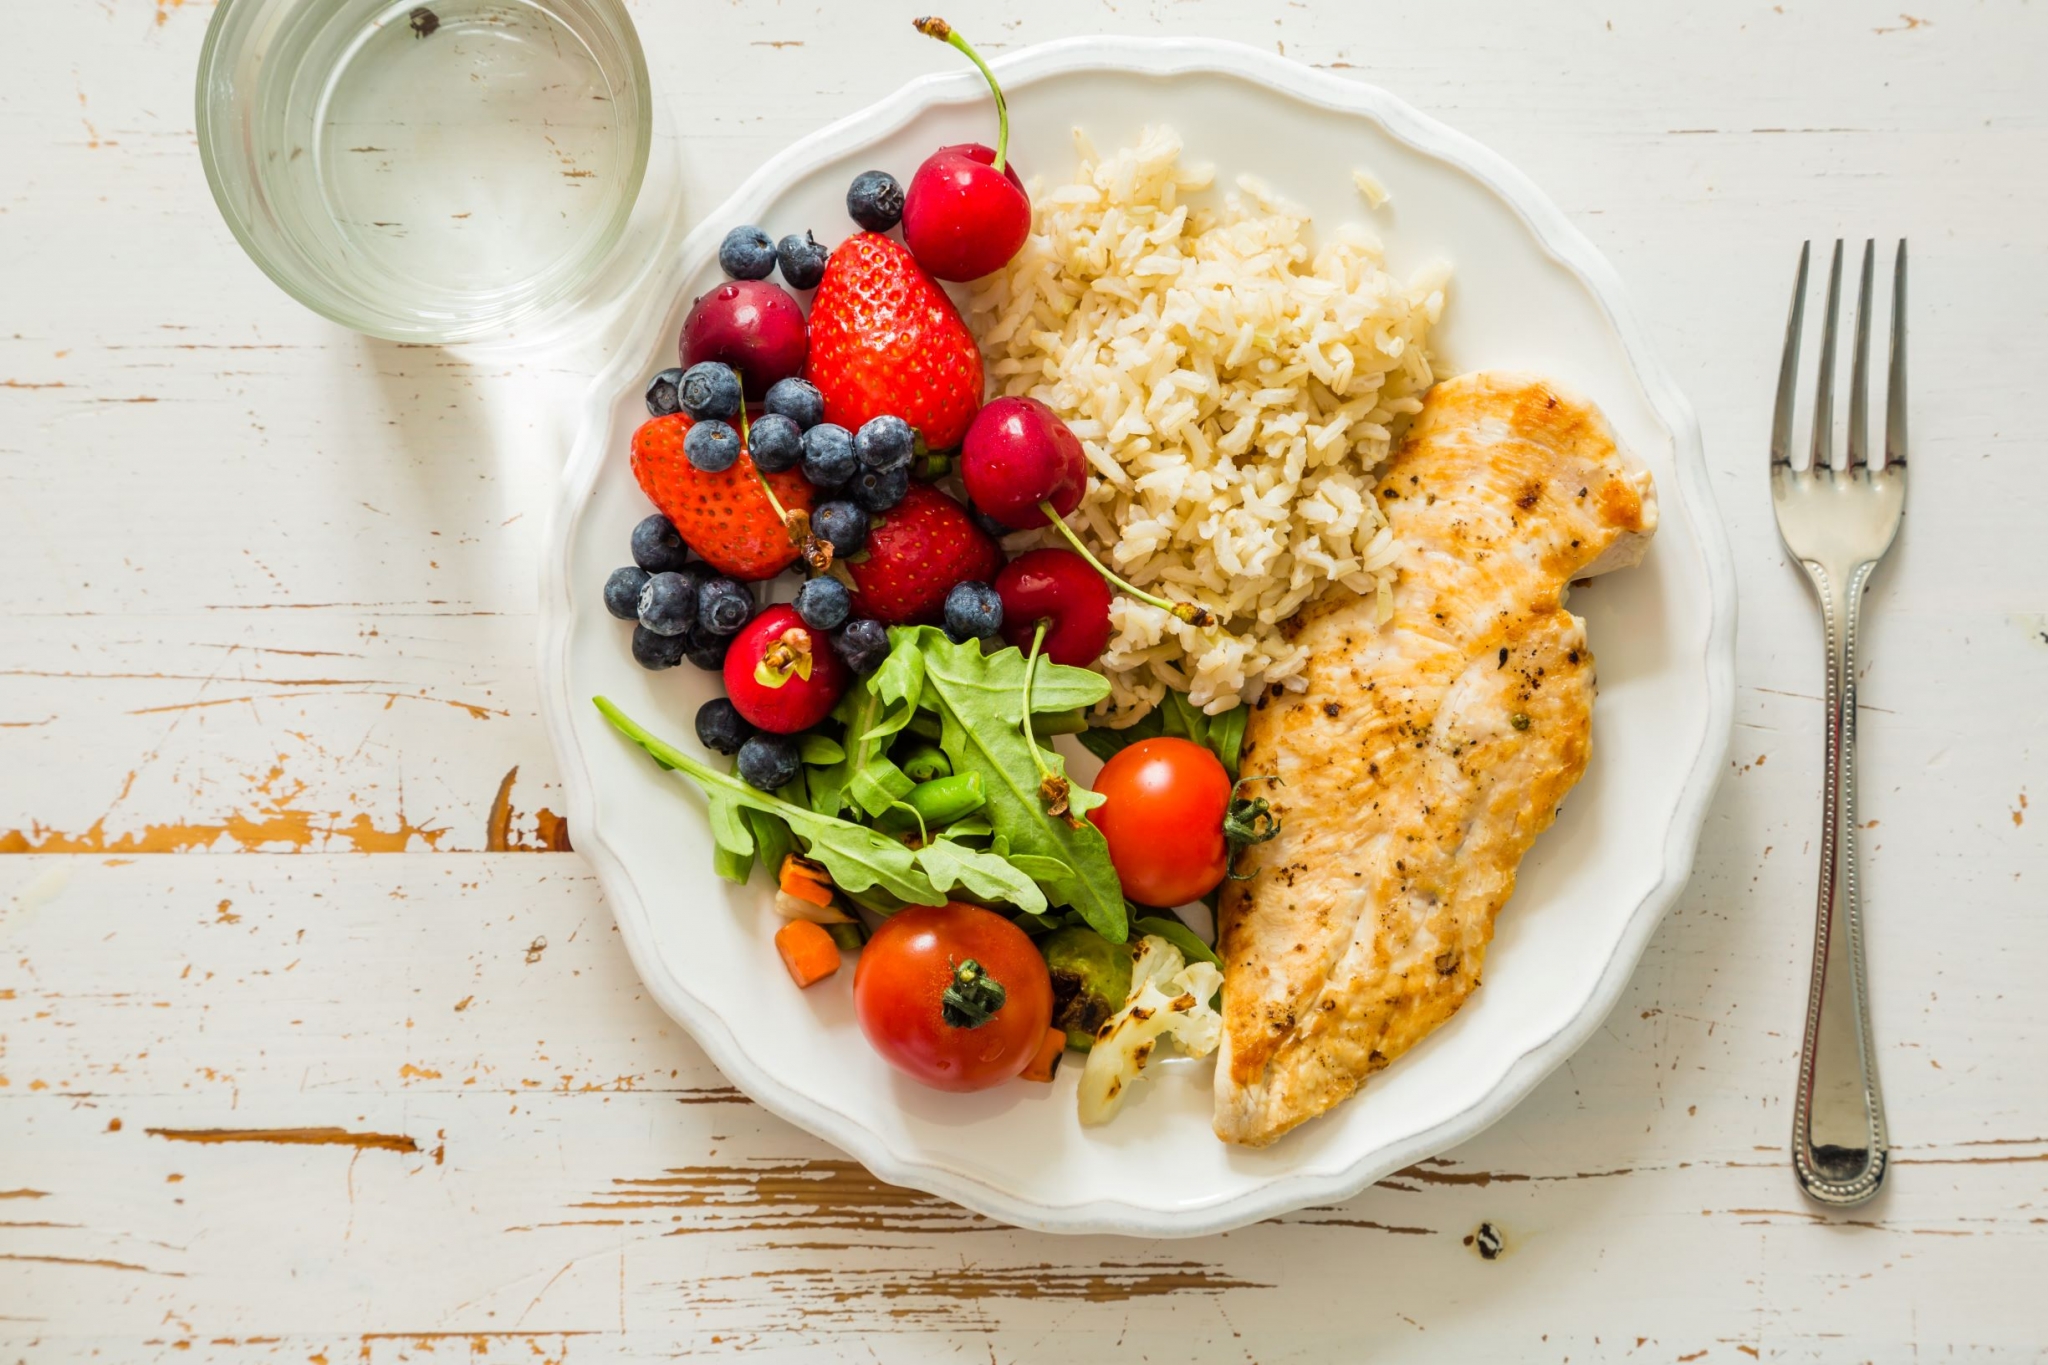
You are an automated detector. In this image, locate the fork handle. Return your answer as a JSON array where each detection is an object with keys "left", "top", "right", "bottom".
[{"left": 1791, "top": 560, "right": 1891, "bottom": 1206}]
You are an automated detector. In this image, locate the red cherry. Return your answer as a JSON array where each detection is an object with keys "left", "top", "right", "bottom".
[
  {"left": 903, "top": 144, "right": 1030, "bottom": 282},
  {"left": 961, "top": 396, "right": 1087, "bottom": 530},
  {"left": 722, "top": 604, "right": 848, "bottom": 734},
  {"left": 905, "top": 18, "right": 1031, "bottom": 283},
  {"left": 995, "top": 548, "right": 1113, "bottom": 667},
  {"left": 681, "top": 280, "right": 807, "bottom": 393}
]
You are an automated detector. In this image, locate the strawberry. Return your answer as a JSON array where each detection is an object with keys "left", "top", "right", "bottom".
[
  {"left": 802, "top": 232, "right": 984, "bottom": 452},
  {"left": 845, "top": 482, "right": 1002, "bottom": 625},
  {"left": 630, "top": 414, "right": 814, "bottom": 582}
]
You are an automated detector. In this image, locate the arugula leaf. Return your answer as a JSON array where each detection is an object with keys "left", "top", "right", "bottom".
[
  {"left": 1013, "top": 910, "right": 1065, "bottom": 935},
  {"left": 798, "top": 734, "right": 845, "bottom": 765},
  {"left": 1160, "top": 691, "right": 1211, "bottom": 747},
  {"left": 1079, "top": 689, "right": 1251, "bottom": 778},
  {"left": 891, "top": 628, "right": 1127, "bottom": 942},
  {"left": 1077, "top": 705, "right": 1164, "bottom": 764},
  {"left": 711, "top": 805, "right": 798, "bottom": 886},
  {"left": 809, "top": 687, "right": 913, "bottom": 819},
  {"left": 748, "top": 809, "right": 794, "bottom": 881},
  {"left": 915, "top": 839, "right": 1049, "bottom": 915},
  {"left": 706, "top": 789, "right": 754, "bottom": 859},
  {"left": 1132, "top": 913, "right": 1221, "bottom": 968},
  {"left": 1209, "top": 705, "right": 1249, "bottom": 779},
  {"left": 595, "top": 697, "right": 944, "bottom": 906}
]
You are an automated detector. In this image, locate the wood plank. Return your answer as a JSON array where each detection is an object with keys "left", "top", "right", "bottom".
[
  {"left": 2, "top": 0, "right": 2045, "bottom": 1356},
  {"left": 5, "top": 857, "right": 2045, "bottom": 1357}
]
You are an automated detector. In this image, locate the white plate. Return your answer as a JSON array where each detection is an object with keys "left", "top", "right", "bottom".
[{"left": 538, "top": 36, "right": 1735, "bottom": 1237}]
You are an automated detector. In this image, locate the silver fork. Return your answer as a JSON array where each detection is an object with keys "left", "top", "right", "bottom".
[{"left": 1770, "top": 239, "right": 1906, "bottom": 1207}]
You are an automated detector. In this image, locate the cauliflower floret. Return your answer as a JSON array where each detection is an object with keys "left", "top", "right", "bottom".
[{"left": 1077, "top": 935, "right": 1224, "bottom": 1125}]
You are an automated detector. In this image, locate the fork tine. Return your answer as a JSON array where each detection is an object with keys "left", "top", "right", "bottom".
[
  {"left": 1771, "top": 241, "right": 1810, "bottom": 469},
  {"left": 1810, "top": 240, "right": 1844, "bottom": 471},
  {"left": 1847, "top": 240, "right": 1875, "bottom": 468},
  {"left": 1885, "top": 239, "right": 1908, "bottom": 468}
]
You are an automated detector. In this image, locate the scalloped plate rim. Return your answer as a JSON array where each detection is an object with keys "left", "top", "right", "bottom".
[{"left": 536, "top": 34, "right": 1736, "bottom": 1237}]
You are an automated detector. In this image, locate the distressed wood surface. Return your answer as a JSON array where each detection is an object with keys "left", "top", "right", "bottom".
[{"left": 3, "top": 0, "right": 2045, "bottom": 1360}]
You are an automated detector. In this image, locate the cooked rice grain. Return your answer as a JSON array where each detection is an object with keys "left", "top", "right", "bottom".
[{"left": 968, "top": 126, "right": 1449, "bottom": 723}]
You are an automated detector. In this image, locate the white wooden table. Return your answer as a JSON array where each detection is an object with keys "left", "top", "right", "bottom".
[{"left": 4, "top": 1, "right": 2044, "bottom": 1359}]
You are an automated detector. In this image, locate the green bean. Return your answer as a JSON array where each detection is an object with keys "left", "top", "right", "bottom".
[
  {"left": 875, "top": 771, "right": 987, "bottom": 835},
  {"left": 899, "top": 742, "right": 952, "bottom": 783}
]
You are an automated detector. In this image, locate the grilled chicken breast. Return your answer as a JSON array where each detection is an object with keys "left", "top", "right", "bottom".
[{"left": 1213, "top": 372, "right": 1656, "bottom": 1147}]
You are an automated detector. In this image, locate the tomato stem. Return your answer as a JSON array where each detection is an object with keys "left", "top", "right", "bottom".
[
  {"left": 1223, "top": 774, "right": 1284, "bottom": 881},
  {"left": 1037, "top": 502, "right": 1214, "bottom": 626},
  {"left": 914, "top": 17, "right": 1009, "bottom": 173},
  {"left": 940, "top": 957, "right": 1007, "bottom": 1028}
]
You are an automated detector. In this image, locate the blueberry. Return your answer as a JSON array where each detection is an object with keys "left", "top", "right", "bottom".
[
  {"left": 793, "top": 576, "right": 852, "bottom": 631},
  {"left": 630, "top": 513, "right": 693, "bottom": 574},
  {"left": 685, "top": 419, "right": 741, "bottom": 473},
  {"left": 695, "top": 697, "right": 754, "bottom": 755},
  {"left": 696, "top": 577, "right": 753, "bottom": 636},
  {"left": 764, "top": 377, "right": 825, "bottom": 430},
  {"left": 682, "top": 623, "right": 730, "bottom": 671},
  {"left": 855, "top": 414, "right": 916, "bottom": 473},
  {"left": 846, "top": 170, "right": 905, "bottom": 232},
  {"left": 631, "top": 624, "right": 688, "bottom": 670},
  {"left": 678, "top": 362, "right": 742, "bottom": 422},
  {"left": 800, "top": 423, "right": 857, "bottom": 489},
  {"left": 851, "top": 464, "right": 910, "bottom": 513},
  {"left": 969, "top": 505, "right": 1013, "bottom": 544},
  {"left": 831, "top": 618, "right": 891, "bottom": 675},
  {"left": 718, "top": 225, "right": 776, "bottom": 280},
  {"left": 776, "top": 231, "right": 829, "bottom": 290},
  {"left": 943, "top": 580, "right": 1004, "bottom": 643},
  {"left": 636, "top": 571, "right": 698, "bottom": 636},
  {"left": 604, "top": 565, "right": 650, "bottom": 621},
  {"left": 645, "top": 367, "right": 685, "bottom": 417},
  {"left": 736, "top": 733, "right": 802, "bottom": 792},
  {"left": 749, "top": 413, "right": 804, "bottom": 474},
  {"left": 810, "top": 500, "right": 869, "bottom": 556}
]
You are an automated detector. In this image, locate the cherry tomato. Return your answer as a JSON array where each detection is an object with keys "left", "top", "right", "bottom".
[
  {"left": 1089, "top": 736, "right": 1233, "bottom": 907},
  {"left": 853, "top": 902, "right": 1054, "bottom": 1092}
]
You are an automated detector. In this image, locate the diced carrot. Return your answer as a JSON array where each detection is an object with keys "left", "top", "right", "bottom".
[
  {"left": 1021, "top": 1026, "right": 1068, "bottom": 1084},
  {"left": 774, "top": 889, "right": 855, "bottom": 925},
  {"left": 778, "top": 854, "right": 836, "bottom": 908},
  {"left": 774, "top": 919, "right": 841, "bottom": 988}
]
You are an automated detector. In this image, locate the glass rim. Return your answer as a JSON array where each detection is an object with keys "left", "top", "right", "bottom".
[{"left": 195, "top": 0, "right": 655, "bottom": 345}]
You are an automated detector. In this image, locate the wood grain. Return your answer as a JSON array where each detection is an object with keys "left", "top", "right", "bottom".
[{"left": 3, "top": 0, "right": 2045, "bottom": 1358}]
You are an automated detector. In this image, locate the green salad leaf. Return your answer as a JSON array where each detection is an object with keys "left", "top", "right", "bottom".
[
  {"left": 797, "top": 734, "right": 846, "bottom": 766},
  {"left": 1132, "top": 912, "right": 1222, "bottom": 969},
  {"left": 596, "top": 697, "right": 944, "bottom": 906},
  {"left": 749, "top": 808, "right": 795, "bottom": 882},
  {"left": 915, "top": 837, "right": 1049, "bottom": 915},
  {"left": 1079, "top": 688, "right": 1252, "bottom": 779},
  {"left": 888, "top": 627, "right": 1127, "bottom": 942},
  {"left": 707, "top": 804, "right": 798, "bottom": 886},
  {"left": 808, "top": 685, "right": 914, "bottom": 820}
]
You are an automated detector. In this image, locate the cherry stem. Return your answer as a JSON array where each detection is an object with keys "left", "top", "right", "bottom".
[
  {"left": 1037, "top": 501, "right": 1214, "bottom": 627},
  {"left": 1020, "top": 618, "right": 1052, "bottom": 783},
  {"left": 914, "top": 17, "right": 1009, "bottom": 173},
  {"left": 731, "top": 371, "right": 792, "bottom": 525}
]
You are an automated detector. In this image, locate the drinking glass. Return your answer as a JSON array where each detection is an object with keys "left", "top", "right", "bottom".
[{"left": 197, "top": 0, "right": 656, "bottom": 344}]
